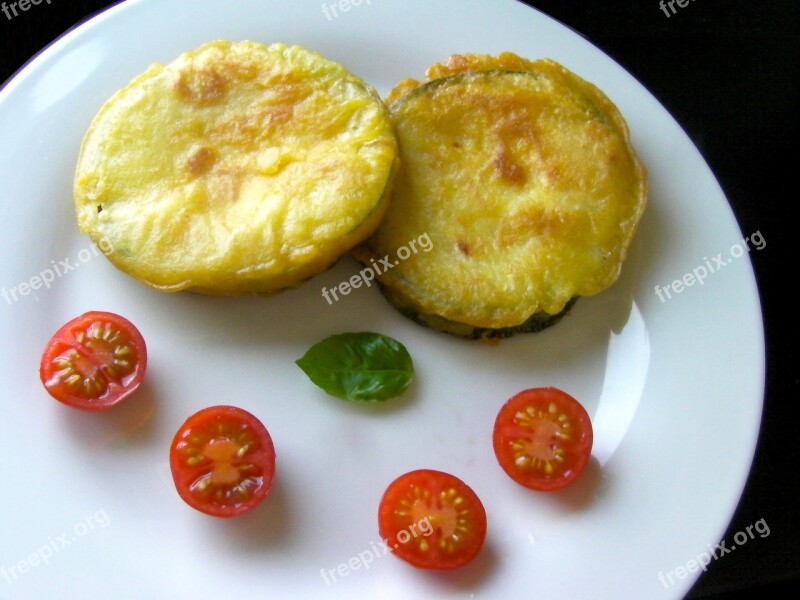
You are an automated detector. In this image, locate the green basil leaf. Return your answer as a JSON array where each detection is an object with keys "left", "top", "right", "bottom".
[{"left": 295, "top": 332, "right": 413, "bottom": 402}]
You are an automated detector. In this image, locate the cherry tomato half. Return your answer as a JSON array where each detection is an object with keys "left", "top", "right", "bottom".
[
  {"left": 39, "top": 311, "right": 147, "bottom": 411},
  {"left": 169, "top": 405, "right": 276, "bottom": 518},
  {"left": 378, "top": 469, "right": 487, "bottom": 570},
  {"left": 493, "top": 387, "right": 593, "bottom": 491}
]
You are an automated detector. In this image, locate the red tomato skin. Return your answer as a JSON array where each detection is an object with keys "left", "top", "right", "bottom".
[
  {"left": 39, "top": 311, "right": 147, "bottom": 411},
  {"left": 169, "top": 405, "right": 276, "bottom": 518},
  {"left": 378, "top": 469, "right": 487, "bottom": 570},
  {"left": 493, "top": 387, "right": 593, "bottom": 492}
]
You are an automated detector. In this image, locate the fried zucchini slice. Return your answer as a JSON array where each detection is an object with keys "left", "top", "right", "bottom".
[
  {"left": 354, "top": 54, "right": 647, "bottom": 339},
  {"left": 74, "top": 40, "right": 397, "bottom": 295}
]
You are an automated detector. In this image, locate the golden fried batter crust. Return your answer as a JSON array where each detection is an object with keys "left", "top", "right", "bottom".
[
  {"left": 75, "top": 41, "right": 397, "bottom": 294},
  {"left": 355, "top": 54, "right": 647, "bottom": 331}
]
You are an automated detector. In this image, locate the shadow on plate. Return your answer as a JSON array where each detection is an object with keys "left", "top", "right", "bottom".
[
  {"left": 415, "top": 535, "right": 500, "bottom": 593},
  {"left": 57, "top": 376, "right": 159, "bottom": 449},
  {"left": 535, "top": 456, "right": 606, "bottom": 514},
  {"left": 197, "top": 475, "right": 293, "bottom": 553}
]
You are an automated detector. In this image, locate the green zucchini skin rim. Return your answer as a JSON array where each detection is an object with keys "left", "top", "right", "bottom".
[
  {"left": 388, "top": 67, "right": 614, "bottom": 134},
  {"left": 380, "top": 283, "right": 578, "bottom": 341},
  {"left": 387, "top": 69, "right": 544, "bottom": 113}
]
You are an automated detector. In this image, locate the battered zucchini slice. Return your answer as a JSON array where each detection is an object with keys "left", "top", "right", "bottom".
[
  {"left": 353, "top": 54, "right": 647, "bottom": 340},
  {"left": 74, "top": 40, "right": 397, "bottom": 295}
]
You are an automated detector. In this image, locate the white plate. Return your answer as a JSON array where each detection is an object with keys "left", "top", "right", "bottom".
[{"left": 0, "top": 0, "right": 764, "bottom": 598}]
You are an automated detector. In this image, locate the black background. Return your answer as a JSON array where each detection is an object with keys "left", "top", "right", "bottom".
[{"left": 1, "top": 1, "right": 797, "bottom": 598}]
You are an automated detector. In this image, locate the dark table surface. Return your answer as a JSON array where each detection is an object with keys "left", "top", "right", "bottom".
[{"left": 1, "top": 1, "right": 796, "bottom": 598}]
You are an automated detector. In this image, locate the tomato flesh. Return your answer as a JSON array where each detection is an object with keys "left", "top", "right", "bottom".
[
  {"left": 169, "top": 405, "right": 275, "bottom": 518},
  {"left": 493, "top": 387, "right": 593, "bottom": 491},
  {"left": 39, "top": 311, "right": 147, "bottom": 410},
  {"left": 378, "top": 469, "right": 487, "bottom": 570}
]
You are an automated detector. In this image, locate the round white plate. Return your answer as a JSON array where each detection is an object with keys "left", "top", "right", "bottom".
[{"left": 0, "top": 1, "right": 764, "bottom": 598}]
